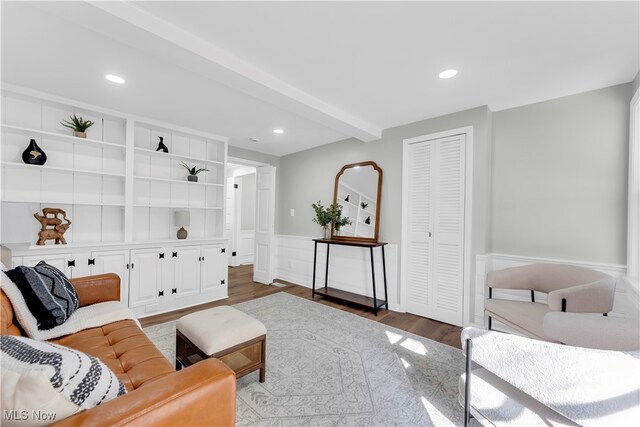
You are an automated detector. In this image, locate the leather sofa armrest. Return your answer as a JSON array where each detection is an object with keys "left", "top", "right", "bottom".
[
  {"left": 52, "top": 359, "right": 236, "bottom": 427},
  {"left": 547, "top": 279, "right": 615, "bottom": 313},
  {"left": 71, "top": 273, "right": 120, "bottom": 307}
]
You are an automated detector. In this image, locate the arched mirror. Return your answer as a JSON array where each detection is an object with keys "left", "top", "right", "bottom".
[{"left": 331, "top": 161, "right": 382, "bottom": 242}]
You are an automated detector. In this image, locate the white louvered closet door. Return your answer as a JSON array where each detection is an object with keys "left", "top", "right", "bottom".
[{"left": 405, "top": 134, "right": 466, "bottom": 326}]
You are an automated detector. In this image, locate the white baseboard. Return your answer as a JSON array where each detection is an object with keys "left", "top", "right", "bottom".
[
  {"left": 475, "top": 253, "right": 633, "bottom": 327},
  {"left": 274, "top": 235, "right": 401, "bottom": 312}
]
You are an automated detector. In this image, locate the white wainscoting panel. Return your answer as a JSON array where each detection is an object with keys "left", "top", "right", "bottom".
[
  {"left": 475, "top": 253, "right": 633, "bottom": 333},
  {"left": 275, "top": 235, "right": 400, "bottom": 312},
  {"left": 238, "top": 229, "right": 255, "bottom": 265}
]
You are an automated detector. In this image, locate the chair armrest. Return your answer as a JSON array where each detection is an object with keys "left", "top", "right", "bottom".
[
  {"left": 70, "top": 273, "right": 120, "bottom": 307},
  {"left": 543, "top": 312, "right": 640, "bottom": 351},
  {"left": 487, "top": 266, "right": 534, "bottom": 291},
  {"left": 52, "top": 358, "right": 236, "bottom": 427},
  {"left": 547, "top": 279, "right": 615, "bottom": 313}
]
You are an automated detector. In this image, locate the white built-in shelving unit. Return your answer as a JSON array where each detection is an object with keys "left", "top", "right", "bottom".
[
  {"left": 337, "top": 182, "right": 376, "bottom": 238},
  {"left": 1, "top": 86, "right": 228, "bottom": 246},
  {"left": 1, "top": 86, "right": 230, "bottom": 318}
]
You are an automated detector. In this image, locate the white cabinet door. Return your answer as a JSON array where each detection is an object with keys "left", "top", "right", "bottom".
[
  {"left": 91, "top": 250, "right": 130, "bottom": 305},
  {"left": 174, "top": 246, "right": 201, "bottom": 297},
  {"left": 129, "top": 248, "right": 162, "bottom": 308},
  {"left": 200, "top": 245, "right": 226, "bottom": 293},
  {"left": 69, "top": 252, "right": 92, "bottom": 278},
  {"left": 23, "top": 254, "right": 72, "bottom": 277}
]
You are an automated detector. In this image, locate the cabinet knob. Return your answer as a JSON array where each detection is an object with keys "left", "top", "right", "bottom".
[
  {"left": 67, "top": 260, "right": 75, "bottom": 268},
  {"left": 159, "top": 253, "right": 165, "bottom": 259},
  {"left": 172, "top": 252, "right": 178, "bottom": 258},
  {"left": 158, "top": 291, "right": 164, "bottom": 297},
  {"left": 88, "top": 258, "right": 95, "bottom": 266},
  {"left": 172, "top": 288, "right": 177, "bottom": 294},
  {"left": 221, "top": 248, "right": 226, "bottom": 253},
  {"left": 220, "top": 279, "right": 225, "bottom": 285}
]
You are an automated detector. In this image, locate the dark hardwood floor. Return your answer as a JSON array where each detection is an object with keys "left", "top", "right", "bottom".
[{"left": 140, "top": 264, "right": 462, "bottom": 349}]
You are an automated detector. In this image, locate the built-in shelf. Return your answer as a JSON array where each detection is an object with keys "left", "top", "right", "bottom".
[
  {"left": 134, "top": 175, "right": 223, "bottom": 187},
  {"left": 134, "top": 147, "right": 224, "bottom": 166},
  {"left": 1, "top": 124, "right": 126, "bottom": 150},
  {"left": 2, "top": 162, "right": 125, "bottom": 178},
  {"left": 133, "top": 204, "right": 223, "bottom": 210},
  {"left": 3, "top": 199, "right": 125, "bottom": 207}
]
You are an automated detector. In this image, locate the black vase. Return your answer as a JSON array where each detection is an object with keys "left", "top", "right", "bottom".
[{"left": 22, "top": 139, "right": 47, "bottom": 165}]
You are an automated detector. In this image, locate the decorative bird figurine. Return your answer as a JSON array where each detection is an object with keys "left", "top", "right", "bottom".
[
  {"left": 344, "top": 195, "right": 350, "bottom": 202},
  {"left": 365, "top": 216, "right": 371, "bottom": 225},
  {"left": 156, "top": 136, "right": 168, "bottom": 153}
]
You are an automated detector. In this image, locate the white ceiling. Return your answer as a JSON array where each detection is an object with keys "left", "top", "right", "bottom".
[{"left": 2, "top": 1, "right": 638, "bottom": 156}]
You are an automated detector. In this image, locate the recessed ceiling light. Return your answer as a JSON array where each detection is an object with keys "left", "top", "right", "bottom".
[
  {"left": 105, "top": 74, "right": 125, "bottom": 84},
  {"left": 273, "top": 129, "right": 284, "bottom": 134},
  {"left": 438, "top": 69, "right": 458, "bottom": 79}
]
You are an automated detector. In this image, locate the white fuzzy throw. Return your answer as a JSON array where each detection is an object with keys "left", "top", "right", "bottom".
[
  {"left": 462, "top": 327, "right": 640, "bottom": 427},
  {"left": 1, "top": 270, "right": 139, "bottom": 341}
]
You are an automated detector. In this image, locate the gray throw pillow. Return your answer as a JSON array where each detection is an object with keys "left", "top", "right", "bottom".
[{"left": 5, "top": 262, "right": 79, "bottom": 330}]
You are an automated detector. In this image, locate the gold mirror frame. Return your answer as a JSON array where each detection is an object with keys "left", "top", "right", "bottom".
[{"left": 331, "top": 161, "right": 383, "bottom": 243}]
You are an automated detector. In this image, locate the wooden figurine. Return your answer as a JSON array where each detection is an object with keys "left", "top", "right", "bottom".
[{"left": 34, "top": 208, "right": 71, "bottom": 245}]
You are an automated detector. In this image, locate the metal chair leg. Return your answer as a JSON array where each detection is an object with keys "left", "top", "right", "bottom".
[{"left": 464, "top": 338, "right": 472, "bottom": 427}]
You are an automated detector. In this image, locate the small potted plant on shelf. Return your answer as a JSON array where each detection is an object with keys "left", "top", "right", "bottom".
[
  {"left": 331, "top": 203, "right": 352, "bottom": 236},
  {"left": 60, "top": 114, "right": 94, "bottom": 138},
  {"left": 180, "top": 162, "right": 209, "bottom": 182},
  {"left": 312, "top": 200, "right": 332, "bottom": 240}
]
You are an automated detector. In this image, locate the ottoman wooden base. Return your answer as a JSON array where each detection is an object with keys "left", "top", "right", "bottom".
[{"left": 176, "top": 330, "right": 266, "bottom": 382}]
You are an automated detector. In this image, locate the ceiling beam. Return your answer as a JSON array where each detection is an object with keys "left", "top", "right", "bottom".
[{"left": 89, "top": 1, "right": 382, "bottom": 142}]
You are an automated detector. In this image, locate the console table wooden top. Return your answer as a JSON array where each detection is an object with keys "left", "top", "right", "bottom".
[{"left": 311, "top": 239, "right": 388, "bottom": 248}]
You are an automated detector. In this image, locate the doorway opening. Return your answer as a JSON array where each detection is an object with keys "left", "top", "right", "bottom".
[
  {"left": 226, "top": 163, "right": 257, "bottom": 267},
  {"left": 226, "top": 157, "right": 276, "bottom": 285}
]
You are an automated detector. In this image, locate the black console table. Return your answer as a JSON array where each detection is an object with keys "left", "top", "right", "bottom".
[{"left": 311, "top": 239, "right": 388, "bottom": 315}]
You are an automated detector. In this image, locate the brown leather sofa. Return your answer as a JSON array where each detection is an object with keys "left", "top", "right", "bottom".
[{"left": 1, "top": 273, "right": 236, "bottom": 426}]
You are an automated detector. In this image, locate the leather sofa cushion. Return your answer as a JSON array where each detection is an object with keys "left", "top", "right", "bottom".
[
  {"left": 485, "top": 299, "right": 554, "bottom": 341},
  {"left": 49, "top": 320, "right": 174, "bottom": 391}
]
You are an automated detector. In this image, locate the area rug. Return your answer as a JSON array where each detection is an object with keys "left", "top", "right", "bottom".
[{"left": 144, "top": 292, "right": 465, "bottom": 426}]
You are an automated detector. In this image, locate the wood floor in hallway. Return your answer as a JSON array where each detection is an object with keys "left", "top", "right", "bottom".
[{"left": 140, "top": 264, "right": 463, "bottom": 349}]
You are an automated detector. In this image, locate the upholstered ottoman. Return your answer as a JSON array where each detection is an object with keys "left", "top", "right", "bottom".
[{"left": 176, "top": 306, "right": 267, "bottom": 382}]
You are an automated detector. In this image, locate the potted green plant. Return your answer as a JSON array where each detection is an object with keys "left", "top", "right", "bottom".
[
  {"left": 60, "top": 114, "right": 94, "bottom": 138},
  {"left": 180, "top": 162, "right": 209, "bottom": 182},
  {"left": 312, "top": 200, "right": 332, "bottom": 239},
  {"left": 331, "top": 203, "right": 352, "bottom": 236}
]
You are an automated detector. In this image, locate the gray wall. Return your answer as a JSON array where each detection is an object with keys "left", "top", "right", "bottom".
[
  {"left": 240, "top": 173, "right": 256, "bottom": 230},
  {"left": 278, "top": 107, "right": 491, "bottom": 249},
  {"left": 491, "top": 83, "right": 631, "bottom": 264},
  {"left": 632, "top": 70, "right": 640, "bottom": 95}
]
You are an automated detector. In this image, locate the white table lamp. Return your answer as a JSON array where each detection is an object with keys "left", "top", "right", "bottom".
[{"left": 175, "top": 210, "right": 190, "bottom": 239}]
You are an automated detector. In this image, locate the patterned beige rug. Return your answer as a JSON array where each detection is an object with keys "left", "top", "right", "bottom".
[{"left": 144, "top": 292, "right": 464, "bottom": 426}]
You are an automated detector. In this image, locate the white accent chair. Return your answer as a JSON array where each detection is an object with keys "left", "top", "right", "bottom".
[
  {"left": 485, "top": 263, "right": 616, "bottom": 341},
  {"left": 461, "top": 319, "right": 640, "bottom": 427}
]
